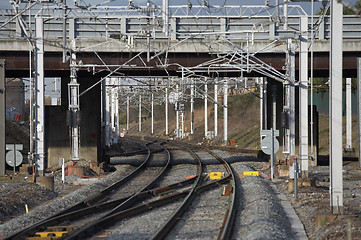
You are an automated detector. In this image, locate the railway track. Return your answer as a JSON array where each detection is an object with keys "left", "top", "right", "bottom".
[{"left": 4, "top": 138, "right": 240, "bottom": 240}]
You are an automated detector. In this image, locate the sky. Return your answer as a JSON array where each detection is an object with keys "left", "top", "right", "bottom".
[{"left": 0, "top": 0, "right": 359, "bottom": 15}]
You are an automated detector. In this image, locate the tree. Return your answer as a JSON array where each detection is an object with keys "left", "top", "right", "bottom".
[{"left": 317, "top": 0, "right": 361, "bottom": 15}]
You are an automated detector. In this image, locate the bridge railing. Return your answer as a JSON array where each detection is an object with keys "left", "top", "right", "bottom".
[{"left": 0, "top": 11, "right": 360, "bottom": 42}]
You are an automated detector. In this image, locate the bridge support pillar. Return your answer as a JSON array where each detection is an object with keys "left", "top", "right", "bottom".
[
  {"left": 190, "top": 80, "right": 194, "bottom": 135},
  {"left": 346, "top": 78, "right": 352, "bottom": 150},
  {"left": 0, "top": 59, "right": 4, "bottom": 176},
  {"left": 139, "top": 95, "right": 142, "bottom": 132}
]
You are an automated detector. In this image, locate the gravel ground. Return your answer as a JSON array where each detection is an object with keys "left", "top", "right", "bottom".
[{"left": 2, "top": 147, "right": 359, "bottom": 240}]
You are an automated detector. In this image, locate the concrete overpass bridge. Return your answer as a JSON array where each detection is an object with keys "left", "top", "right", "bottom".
[{"left": 0, "top": 1, "right": 359, "bottom": 214}]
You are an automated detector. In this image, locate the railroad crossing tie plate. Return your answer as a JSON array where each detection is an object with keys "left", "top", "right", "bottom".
[{"left": 208, "top": 172, "right": 224, "bottom": 180}]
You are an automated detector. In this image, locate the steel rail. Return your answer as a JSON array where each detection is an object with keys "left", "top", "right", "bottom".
[
  {"left": 150, "top": 145, "right": 205, "bottom": 240},
  {"left": 5, "top": 138, "right": 152, "bottom": 240},
  {"left": 203, "top": 148, "right": 239, "bottom": 240},
  {"left": 64, "top": 176, "right": 231, "bottom": 240},
  {"left": 4, "top": 176, "right": 198, "bottom": 240},
  {"left": 64, "top": 141, "right": 204, "bottom": 239}
]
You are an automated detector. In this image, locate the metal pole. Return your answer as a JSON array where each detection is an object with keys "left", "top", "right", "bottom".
[
  {"left": 204, "top": 80, "right": 208, "bottom": 138},
  {"left": 162, "top": 0, "right": 169, "bottom": 36},
  {"left": 299, "top": 16, "right": 309, "bottom": 177},
  {"left": 358, "top": 58, "right": 361, "bottom": 168},
  {"left": 139, "top": 95, "right": 142, "bottom": 132},
  {"left": 330, "top": 0, "right": 343, "bottom": 214},
  {"left": 0, "top": 59, "right": 4, "bottom": 176},
  {"left": 105, "top": 80, "right": 110, "bottom": 146},
  {"left": 260, "top": 77, "right": 264, "bottom": 134},
  {"left": 176, "top": 84, "right": 179, "bottom": 138},
  {"left": 181, "top": 111, "right": 184, "bottom": 138},
  {"left": 272, "top": 85, "right": 277, "bottom": 130},
  {"left": 28, "top": 1, "right": 34, "bottom": 166},
  {"left": 151, "top": 92, "right": 154, "bottom": 135},
  {"left": 310, "top": 1, "right": 315, "bottom": 163},
  {"left": 346, "top": 78, "right": 352, "bottom": 150},
  {"left": 271, "top": 128, "right": 274, "bottom": 180},
  {"left": 35, "top": 16, "right": 45, "bottom": 175},
  {"left": 114, "top": 79, "right": 119, "bottom": 143},
  {"left": 190, "top": 79, "right": 194, "bottom": 135},
  {"left": 288, "top": 39, "right": 296, "bottom": 157},
  {"left": 214, "top": 79, "right": 218, "bottom": 137},
  {"left": 294, "top": 156, "right": 298, "bottom": 199},
  {"left": 165, "top": 86, "right": 168, "bottom": 135},
  {"left": 223, "top": 80, "right": 228, "bottom": 145},
  {"left": 126, "top": 95, "right": 129, "bottom": 133}
]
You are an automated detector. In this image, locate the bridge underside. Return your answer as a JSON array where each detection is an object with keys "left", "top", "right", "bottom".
[{"left": 2, "top": 51, "right": 361, "bottom": 78}]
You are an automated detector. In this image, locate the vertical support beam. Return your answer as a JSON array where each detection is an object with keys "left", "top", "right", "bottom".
[
  {"left": 299, "top": 16, "right": 309, "bottom": 176},
  {"left": 126, "top": 95, "right": 129, "bottom": 133},
  {"left": 358, "top": 58, "right": 361, "bottom": 168},
  {"left": 204, "top": 81, "right": 208, "bottom": 138},
  {"left": 288, "top": 39, "right": 296, "bottom": 157},
  {"left": 223, "top": 80, "right": 228, "bottom": 145},
  {"left": 151, "top": 92, "right": 154, "bottom": 135},
  {"left": 165, "top": 86, "right": 168, "bottom": 135},
  {"left": 121, "top": 17, "right": 127, "bottom": 35},
  {"left": 139, "top": 95, "right": 142, "bottom": 132},
  {"left": 170, "top": 17, "right": 177, "bottom": 40},
  {"left": 214, "top": 79, "right": 218, "bottom": 137},
  {"left": 162, "top": 0, "right": 169, "bottom": 36},
  {"left": 181, "top": 111, "right": 184, "bottom": 138},
  {"left": 35, "top": 17, "right": 45, "bottom": 175},
  {"left": 260, "top": 77, "right": 264, "bottom": 134},
  {"left": 114, "top": 78, "right": 119, "bottom": 143},
  {"left": 105, "top": 79, "right": 110, "bottom": 146},
  {"left": 0, "top": 59, "right": 5, "bottom": 176},
  {"left": 272, "top": 85, "right": 277, "bottom": 130},
  {"left": 176, "top": 84, "right": 179, "bottom": 138},
  {"left": 110, "top": 78, "right": 116, "bottom": 142},
  {"left": 190, "top": 79, "right": 194, "bottom": 135},
  {"left": 330, "top": 0, "right": 343, "bottom": 214},
  {"left": 346, "top": 78, "right": 352, "bottom": 150}
]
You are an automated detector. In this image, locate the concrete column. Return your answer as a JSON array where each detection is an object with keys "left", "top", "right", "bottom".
[
  {"left": 346, "top": 78, "right": 352, "bottom": 150},
  {"left": 181, "top": 111, "right": 184, "bottom": 138},
  {"left": 299, "top": 16, "right": 309, "bottom": 176},
  {"left": 223, "top": 80, "right": 228, "bottom": 145},
  {"left": 170, "top": 17, "right": 177, "bottom": 40},
  {"left": 139, "top": 95, "right": 142, "bottom": 132},
  {"left": 204, "top": 81, "right": 208, "bottom": 138},
  {"left": 190, "top": 79, "right": 194, "bottom": 135},
  {"left": 35, "top": 17, "right": 45, "bottom": 174},
  {"left": 330, "top": 0, "right": 343, "bottom": 214},
  {"left": 0, "top": 59, "right": 4, "bottom": 176},
  {"left": 165, "top": 86, "right": 168, "bottom": 135},
  {"left": 214, "top": 79, "right": 218, "bottom": 137},
  {"left": 151, "top": 93, "right": 154, "bottom": 135}
]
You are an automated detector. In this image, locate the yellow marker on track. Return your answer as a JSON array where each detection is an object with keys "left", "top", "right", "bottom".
[
  {"left": 243, "top": 171, "right": 259, "bottom": 176},
  {"left": 208, "top": 172, "right": 224, "bottom": 180}
]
